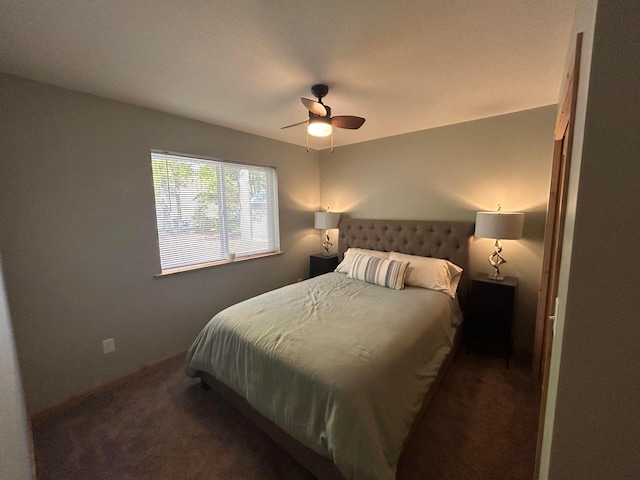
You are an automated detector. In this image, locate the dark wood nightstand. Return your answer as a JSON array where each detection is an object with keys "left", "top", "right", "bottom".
[
  {"left": 467, "top": 273, "right": 518, "bottom": 368},
  {"left": 309, "top": 254, "right": 339, "bottom": 278}
]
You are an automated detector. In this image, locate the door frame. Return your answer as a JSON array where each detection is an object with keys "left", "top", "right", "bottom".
[{"left": 533, "top": 32, "right": 583, "bottom": 478}]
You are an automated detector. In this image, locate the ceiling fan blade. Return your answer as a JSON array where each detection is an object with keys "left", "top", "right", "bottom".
[
  {"left": 281, "top": 120, "right": 309, "bottom": 129},
  {"left": 331, "top": 116, "right": 366, "bottom": 129},
  {"left": 301, "top": 98, "right": 327, "bottom": 116}
]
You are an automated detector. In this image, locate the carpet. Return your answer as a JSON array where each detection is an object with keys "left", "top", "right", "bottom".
[{"left": 32, "top": 349, "right": 540, "bottom": 480}]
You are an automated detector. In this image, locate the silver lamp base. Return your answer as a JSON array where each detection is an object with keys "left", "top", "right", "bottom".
[
  {"left": 488, "top": 239, "right": 506, "bottom": 281},
  {"left": 321, "top": 230, "right": 333, "bottom": 256}
]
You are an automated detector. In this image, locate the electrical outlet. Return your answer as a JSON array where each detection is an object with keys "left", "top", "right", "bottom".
[{"left": 102, "top": 338, "right": 115, "bottom": 354}]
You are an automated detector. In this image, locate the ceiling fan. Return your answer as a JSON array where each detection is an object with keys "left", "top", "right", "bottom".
[{"left": 281, "top": 84, "right": 366, "bottom": 138}]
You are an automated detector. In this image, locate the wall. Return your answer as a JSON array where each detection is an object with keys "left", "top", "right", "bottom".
[
  {"left": 541, "top": 1, "right": 640, "bottom": 478},
  {"left": 0, "top": 254, "right": 34, "bottom": 479},
  {"left": 0, "top": 74, "right": 320, "bottom": 413},
  {"left": 320, "top": 106, "right": 556, "bottom": 351}
]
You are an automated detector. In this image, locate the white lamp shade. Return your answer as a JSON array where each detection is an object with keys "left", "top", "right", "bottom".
[
  {"left": 314, "top": 211, "right": 341, "bottom": 230},
  {"left": 475, "top": 211, "right": 524, "bottom": 240}
]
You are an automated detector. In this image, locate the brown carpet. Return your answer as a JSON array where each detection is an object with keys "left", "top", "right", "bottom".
[{"left": 32, "top": 349, "right": 540, "bottom": 480}]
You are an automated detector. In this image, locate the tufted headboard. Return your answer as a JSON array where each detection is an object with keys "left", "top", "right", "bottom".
[{"left": 338, "top": 219, "right": 475, "bottom": 309}]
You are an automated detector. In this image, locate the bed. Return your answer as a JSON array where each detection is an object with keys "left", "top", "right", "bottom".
[{"left": 186, "top": 219, "right": 474, "bottom": 480}]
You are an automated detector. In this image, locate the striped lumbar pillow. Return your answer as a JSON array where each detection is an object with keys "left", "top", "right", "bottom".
[{"left": 347, "top": 253, "right": 409, "bottom": 290}]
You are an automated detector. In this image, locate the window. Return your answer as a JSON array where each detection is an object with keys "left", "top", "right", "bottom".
[{"left": 151, "top": 151, "right": 279, "bottom": 273}]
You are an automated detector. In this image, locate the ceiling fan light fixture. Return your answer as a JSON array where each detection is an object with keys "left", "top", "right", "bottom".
[{"left": 307, "top": 117, "right": 332, "bottom": 137}]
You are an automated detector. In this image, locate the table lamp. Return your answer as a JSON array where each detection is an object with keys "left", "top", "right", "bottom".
[
  {"left": 314, "top": 208, "right": 341, "bottom": 255},
  {"left": 475, "top": 206, "right": 525, "bottom": 280}
]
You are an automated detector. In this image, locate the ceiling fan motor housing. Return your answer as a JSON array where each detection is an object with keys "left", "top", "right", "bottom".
[{"left": 311, "top": 84, "right": 329, "bottom": 101}]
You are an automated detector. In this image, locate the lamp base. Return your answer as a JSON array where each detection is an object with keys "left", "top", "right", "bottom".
[
  {"left": 321, "top": 230, "right": 333, "bottom": 256},
  {"left": 487, "top": 239, "right": 506, "bottom": 281}
]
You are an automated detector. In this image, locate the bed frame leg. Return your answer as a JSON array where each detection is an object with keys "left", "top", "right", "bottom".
[{"left": 200, "top": 379, "right": 211, "bottom": 391}]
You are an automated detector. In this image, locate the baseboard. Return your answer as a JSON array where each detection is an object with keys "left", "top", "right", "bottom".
[{"left": 30, "top": 350, "right": 187, "bottom": 425}]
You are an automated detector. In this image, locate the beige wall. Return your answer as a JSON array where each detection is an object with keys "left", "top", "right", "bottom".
[
  {"left": 0, "top": 74, "right": 320, "bottom": 413},
  {"left": 541, "top": 1, "right": 640, "bottom": 478},
  {"left": 319, "top": 106, "right": 556, "bottom": 351},
  {"left": 0, "top": 254, "right": 34, "bottom": 479}
]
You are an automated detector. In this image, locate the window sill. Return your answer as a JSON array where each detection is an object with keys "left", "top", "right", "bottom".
[{"left": 154, "top": 251, "right": 284, "bottom": 277}]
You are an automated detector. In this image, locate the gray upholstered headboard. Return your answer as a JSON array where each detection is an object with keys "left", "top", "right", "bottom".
[{"left": 338, "top": 218, "right": 475, "bottom": 309}]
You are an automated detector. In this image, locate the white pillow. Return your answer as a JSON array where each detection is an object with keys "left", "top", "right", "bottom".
[
  {"left": 347, "top": 253, "right": 409, "bottom": 290},
  {"left": 335, "top": 248, "right": 390, "bottom": 273},
  {"left": 388, "top": 252, "right": 463, "bottom": 298}
]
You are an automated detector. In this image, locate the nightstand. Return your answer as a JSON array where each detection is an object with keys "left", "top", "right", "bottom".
[
  {"left": 467, "top": 273, "right": 518, "bottom": 368},
  {"left": 309, "top": 254, "right": 339, "bottom": 278}
]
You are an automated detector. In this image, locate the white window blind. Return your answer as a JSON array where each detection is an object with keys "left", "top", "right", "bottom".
[{"left": 151, "top": 152, "right": 279, "bottom": 272}]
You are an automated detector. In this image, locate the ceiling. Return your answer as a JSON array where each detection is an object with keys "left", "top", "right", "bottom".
[{"left": 0, "top": 0, "right": 576, "bottom": 150}]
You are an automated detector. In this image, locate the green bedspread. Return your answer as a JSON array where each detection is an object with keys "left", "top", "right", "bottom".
[{"left": 186, "top": 272, "right": 461, "bottom": 480}]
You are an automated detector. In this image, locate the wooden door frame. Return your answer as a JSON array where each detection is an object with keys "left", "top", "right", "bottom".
[{"left": 533, "top": 32, "right": 583, "bottom": 479}]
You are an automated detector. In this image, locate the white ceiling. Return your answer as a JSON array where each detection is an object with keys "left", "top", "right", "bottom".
[{"left": 0, "top": 0, "right": 576, "bottom": 149}]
